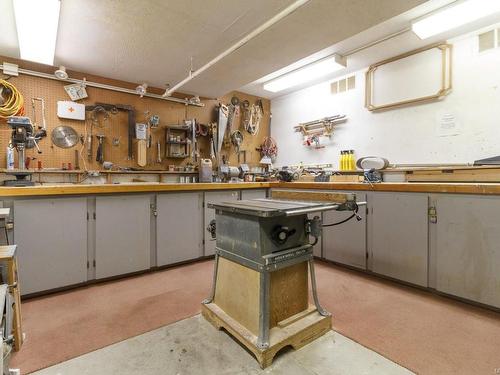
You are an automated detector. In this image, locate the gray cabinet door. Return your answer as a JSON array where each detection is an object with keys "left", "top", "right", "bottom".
[
  {"left": 95, "top": 195, "right": 151, "bottom": 279},
  {"left": 371, "top": 193, "right": 428, "bottom": 286},
  {"left": 204, "top": 190, "right": 239, "bottom": 256},
  {"left": 14, "top": 198, "right": 88, "bottom": 295},
  {"left": 156, "top": 192, "right": 203, "bottom": 266},
  {"left": 435, "top": 195, "right": 500, "bottom": 308},
  {"left": 241, "top": 189, "right": 267, "bottom": 200},
  {"left": 323, "top": 192, "right": 367, "bottom": 269}
]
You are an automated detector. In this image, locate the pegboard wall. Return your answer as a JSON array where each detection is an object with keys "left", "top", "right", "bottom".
[{"left": 0, "top": 70, "right": 270, "bottom": 171}]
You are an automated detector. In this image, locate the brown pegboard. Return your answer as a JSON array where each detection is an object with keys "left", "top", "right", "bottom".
[{"left": 0, "top": 73, "right": 270, "bottom": 171}]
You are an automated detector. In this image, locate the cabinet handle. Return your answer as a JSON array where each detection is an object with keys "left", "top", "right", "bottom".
[{"left": 428, "top": 206, "right": 437, "bottom": 224}]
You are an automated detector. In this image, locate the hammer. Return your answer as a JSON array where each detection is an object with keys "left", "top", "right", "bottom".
[{"left": 96, "top": 135, "right": 105, "bottom": 164}]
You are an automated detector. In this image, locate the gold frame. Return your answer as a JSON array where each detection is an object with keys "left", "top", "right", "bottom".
[{"left": 365, "top": 43, "right": 452, "bottom": 112}]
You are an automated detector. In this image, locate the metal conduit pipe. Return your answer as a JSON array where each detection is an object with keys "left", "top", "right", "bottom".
[
  {"left": 164, "top": 0, "right": 311, "bottom": 96},
  {"left": 342, "top": 27, "right": 412, "bottom": 57},
  {"left": 0, "top": 64, "right": 204, "bottom": 107}
]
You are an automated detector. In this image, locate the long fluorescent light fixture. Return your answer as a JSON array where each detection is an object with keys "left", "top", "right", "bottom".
[
  {"left": 13, "top": 0, "right": 61, "bottom": 65},
  {"left": 412, "top": 0, "right": 500, "bottom": 39},
  {"left": 263, "top": 54, "right": 346, "bottom": 93}
]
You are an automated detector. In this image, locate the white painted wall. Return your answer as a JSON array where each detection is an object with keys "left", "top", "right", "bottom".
[{"left": 271, "top": 31, "right": 500, "bottom": 167}]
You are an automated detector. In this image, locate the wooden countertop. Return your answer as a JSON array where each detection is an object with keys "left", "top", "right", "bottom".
[
  {"left": 0, "top": 182, "right": 271, "bottom": 197},
  {"left": 2, "top": 181, "right": 500, "bottom": 197},
  {"left": 274, "top": 182, "right": 500, "bottom": 195}
]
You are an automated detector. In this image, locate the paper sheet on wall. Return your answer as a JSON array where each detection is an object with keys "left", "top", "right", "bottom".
[{"left": 436, "top": 112, "right": 461, "bottom": 137}]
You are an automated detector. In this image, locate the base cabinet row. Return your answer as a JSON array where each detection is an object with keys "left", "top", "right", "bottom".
[
  {"left": 320, "top": 191, "right": 500, "bottom": 309},
  {"left": 12, "top": 189, "right": 267, "bottom": 295},
  {"left": 10, "top": 189, "right": 500, "bottom": 309}
]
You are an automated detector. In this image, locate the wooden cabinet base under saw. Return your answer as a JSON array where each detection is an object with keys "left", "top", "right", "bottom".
[
  {"left": 201, "top": 257, "right": 331, "bottom": 369},
  {"left": 201, "top": 192, "right": 357, "bottom": 368}
]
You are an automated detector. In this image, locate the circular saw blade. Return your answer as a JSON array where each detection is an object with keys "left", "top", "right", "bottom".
[{"left": 51, "top": 126, "right": 79, "bottom": 148}]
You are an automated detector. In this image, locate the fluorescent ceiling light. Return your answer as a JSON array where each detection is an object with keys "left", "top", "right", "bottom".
[
  {"left": 412, "top": 0, "right": 500, "bottom": 39},
  {"left": 13, "top": 0, "right": 61, "bottom": 65},
  {"left": 263, "top": 54, "right": 346, "bottom": 93}
]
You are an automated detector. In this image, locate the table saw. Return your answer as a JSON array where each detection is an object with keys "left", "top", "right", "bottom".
[{"left": 201, "top": 191, "right": 361, "bottom": 368}]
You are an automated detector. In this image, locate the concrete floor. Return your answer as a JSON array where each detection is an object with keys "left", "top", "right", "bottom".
[{"left": 33, "top": 315, "right": 413, "bottom": 375}]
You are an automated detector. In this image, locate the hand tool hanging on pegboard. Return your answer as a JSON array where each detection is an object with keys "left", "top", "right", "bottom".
[
  {"left": 86, "top": 105, "right": 109, "bottom": 161},
  {"left": 135, "top": 123, "right": 147, "bottom": 167},
  {"left": 95, "top": 135, "right": 105, "bottom": 164},
  {"left": 29, "top": 98, "right": 48, "bottom": 149},
  {"left": 216, "top": 104, "right": 228, "bottom": 161},
  {"left": 230, "top": 130, "right": 243, "bottom": 155},
  {"left": 190, "top": 118, "right": 199, "bottom": 162},
  {"left": 242, "top": 99, "right": 262, "bottom": 136},
  {"left": 208, "top": 122, "right": 217, "bottom": 160},
  {"left": 86, "top": 103, "right": 136, "bottom": 160},
  {"left": 156, "top": 141, "right": 162, "bottom": 164}
]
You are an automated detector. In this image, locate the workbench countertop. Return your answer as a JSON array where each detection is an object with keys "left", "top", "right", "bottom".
[
  {"left": 274, "top": 182, "right": 500, "bottom": 196},
  {"left": 1, "top": 181, "right": 500, "bottom": 197},
  {"left": 0, "top": 182, "right": 270, "bottom": 197}
]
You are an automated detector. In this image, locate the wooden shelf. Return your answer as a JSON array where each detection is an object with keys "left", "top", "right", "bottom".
[
  {"left": 0, "top": 169, "right": 197, "bottom": 175},
  {"left": 165, "top": 127, "right": 190, "bottom": 159},
  {"left": 165, "top": 125, "right": 190, "bottom": 130}
]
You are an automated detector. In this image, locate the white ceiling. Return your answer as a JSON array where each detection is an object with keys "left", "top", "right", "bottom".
[
  {"left": 243, "top": 0, "right": 500, "bottom": 99},
  {"left": 0, "top": 0, "right": 430, "bottom": 98}
]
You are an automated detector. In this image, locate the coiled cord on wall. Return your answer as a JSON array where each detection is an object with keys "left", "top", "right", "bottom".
[{"left": 0, "top": 79, "right": 24, "bottom": 119}]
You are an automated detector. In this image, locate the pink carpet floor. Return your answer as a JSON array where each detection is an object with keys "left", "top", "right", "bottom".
[{"left": 11, "top": 260, "right": 500, "bottom": 374}]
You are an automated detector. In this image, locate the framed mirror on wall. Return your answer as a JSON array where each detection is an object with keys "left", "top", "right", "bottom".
[{"left": 365, "top": 43, "right": 452, "bottom": 112}]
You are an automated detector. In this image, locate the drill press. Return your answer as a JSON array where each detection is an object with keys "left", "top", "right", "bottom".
[{"left": 5, "top": 116, "right": 42, "bottom": 186}]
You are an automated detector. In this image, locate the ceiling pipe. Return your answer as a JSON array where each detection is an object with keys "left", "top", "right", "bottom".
[
  {"left": 0, "top": 64, "right": 204, "bottom": 107},
  {"left": 342, "top": 27, "right": 412, "bottom": 57},
  {"left": 164, "top": 0, "right": 311, "bottom": 97}
]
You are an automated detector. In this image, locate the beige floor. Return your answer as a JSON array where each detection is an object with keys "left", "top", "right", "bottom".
[
  {"left": 12, "top": 260, "right": 500, "bottom": 374},
  {"left": 33, "top": 315, "right": 414, "bottom": 375}
]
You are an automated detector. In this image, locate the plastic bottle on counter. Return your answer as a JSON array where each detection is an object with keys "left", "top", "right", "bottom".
[
  {"left": 350, "top": 150, "right": 356, "bottom": 170},
  {"left": 347, "top": 150, "right": 352, "bottom": 170},
  {"left": 339, "top": 151, "right": 345, "bottom": 171},
  {"left": 6, "top": 147, "right": 14, "bottom": 170}
]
